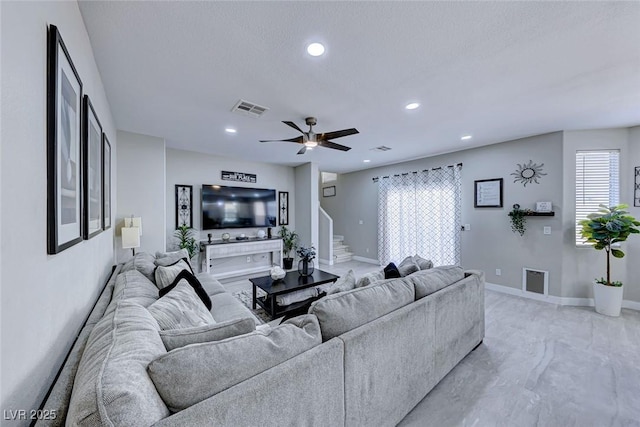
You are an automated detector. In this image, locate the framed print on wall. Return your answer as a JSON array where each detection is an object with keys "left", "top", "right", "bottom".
[
  {"left": 323, "top": 186, "right": 336, "bottom": 197},
  {"left": 474, "top": 178, "right": 503, "bottom": 208},
  {"left": 102, "top": 134, "right": 111, "bottom": 230},
  {"left": 47, "top": 25, "right": 84, "bottom": 254},
  {"left": 278, "top": 191, "right": 289, "bottom": 225},
  {"left": 83, "top": 95, "right": 103, "bottom": 239},
  {"left": 175, "top": 185, "right": 193, "bottom": 228}
]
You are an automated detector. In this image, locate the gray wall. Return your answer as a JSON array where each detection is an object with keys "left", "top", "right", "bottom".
[
  {"left": 116, "top": 131, "right": 166, "bottom": 261},
  {"left": 1, "top": 2, "right": 116, "bottom": 421},
  {"left": 627, "top": 126, "right": 640, "bottom": 302},
  {"left": 322, "top": 133, "right": 565, "bottom": 295},
  {"left": 295, "top": 163, "right": 319, "bottom": 254}
]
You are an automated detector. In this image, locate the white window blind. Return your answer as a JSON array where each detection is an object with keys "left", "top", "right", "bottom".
[{"left": 575, "top": 150, "right": 620, "bottom": 245}]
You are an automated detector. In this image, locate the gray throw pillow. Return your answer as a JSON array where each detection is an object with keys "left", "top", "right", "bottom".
[
  {"left": 326, "top": 270, "right": 356, "bottom": 295},
  {"left": 155, "top": 249, "right": 191, "bottom": 268},
  {"left": 397, "top": 256, "right": 419, "bottom": 277},
  {"left": 355, "top": 270, "right": 385, "bottom": 288},
  {"left": 410, "top": 265, "right": 465, "bottom": 299},
  {"left": 147, "top": 279, "right": 215, "bottom": 330},
  {"left": 147, "top": 314, "right": 321, "bottom": 411},
  {"left": 121, "top": 252, "right": 157, "bottom": 283},
  {"left": 154, "top": 259, "right": 193, "bottom": 291},
  {"left": 412, "top": 254, "right": 434, "bottom": 270},
  {"left": 159, "top": 317, "right": 256, "bottom": 351}
]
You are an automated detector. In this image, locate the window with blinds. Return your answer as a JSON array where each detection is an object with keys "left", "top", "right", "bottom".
[{"left": 575, "top": 150, "right": 620, "bottom": 245}]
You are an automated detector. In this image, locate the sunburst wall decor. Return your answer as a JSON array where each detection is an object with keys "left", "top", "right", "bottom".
[{"left": 511, "top": 160, "right": 547, "bottom": 186}]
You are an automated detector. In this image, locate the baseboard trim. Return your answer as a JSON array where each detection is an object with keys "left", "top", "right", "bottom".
[
  {"left": 352, "top": 256, "right": 380, "bottom": 265},
  {"left": 319, "top": 258, "right": 334, "bottom": 266},
  {"left": 485, "top": 282, "right": 640, "bottom": 312}
]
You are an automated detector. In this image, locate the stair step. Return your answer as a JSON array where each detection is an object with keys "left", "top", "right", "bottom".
[{"left": 334, "top": 252, "right": 353, "bottom": 263}]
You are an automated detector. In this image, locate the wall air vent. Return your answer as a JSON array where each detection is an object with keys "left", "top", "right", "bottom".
[
  {"left": 370, "top": 146, "right": 392, "bottom": 152},
  {"left": 231, "top": 99, "right": 269, "bottom": 118}
]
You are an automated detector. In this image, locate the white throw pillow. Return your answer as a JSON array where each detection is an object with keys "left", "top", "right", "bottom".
[{"left": 147, "top": 279, "right": 215, "bottom": 330}]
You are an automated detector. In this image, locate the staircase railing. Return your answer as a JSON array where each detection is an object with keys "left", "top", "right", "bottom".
[{"left": 318, "top": 206, "right": 334, "bottom": 266}]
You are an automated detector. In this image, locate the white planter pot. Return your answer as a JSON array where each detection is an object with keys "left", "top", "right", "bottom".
[{"left": 593, "top": 282, "right": 623, "bottom": 317}]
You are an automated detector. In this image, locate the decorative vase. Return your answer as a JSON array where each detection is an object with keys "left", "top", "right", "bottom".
[
  {"left": 593, "top": 281, "right": 623, "bottom": 317},
  {"left": 283, "top": 258, "right": 294, "bottom": 270},
  {"left": 298, "top": 259, "right": 314, "bottom": 276},
  {"left": 270, "top": 266, "right": 286, "bottom": 280}
]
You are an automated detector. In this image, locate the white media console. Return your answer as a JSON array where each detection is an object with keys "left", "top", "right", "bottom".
[{"left": 202, "top": 238, "right": 283, "bottom": 280}]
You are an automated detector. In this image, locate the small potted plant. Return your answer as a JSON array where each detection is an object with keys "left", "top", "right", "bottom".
[
  {"left": 297, "top": 245, "right": 316, "bottom": 277},
  {"left": 579, "top": 204, "right": 639, "bottom": 316},
  {"left": 508, "top": 204, "right": 532, "bottom": 236},
  {"left": 278, "top": 225, "right": 298, "bottom": 270},
  {"left": 174, "top": 225, "right": 198, "bottom": 260}
]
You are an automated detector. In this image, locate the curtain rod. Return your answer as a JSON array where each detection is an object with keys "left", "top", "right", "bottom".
[{"left": 371, "top": 162, "right": 463, "bottom": 182}]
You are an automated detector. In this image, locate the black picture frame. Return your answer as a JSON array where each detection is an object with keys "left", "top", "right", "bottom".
[
  {"left": 323, "top": 186, "right": 336, "bottom": 197},
  {"left": 102, "top": 134, "right": 111, "bottom": 230},
  {"left": 83, "top": 95, "right": 103, "bottom": 239},
  {"left": 278, "top": 191, "right": 289, "bottom": 225},
  {"left": 47, "top": 25, "right": 84, "bottom": 254},
  {"left": 474, "top": 178, "right": 503, "bottom": 208},
  {"left": 175, "top": 185, "right": 193, "bottom": 228},
  {"left": 634, "top": 166, "right": 639, "bottom": 207}
]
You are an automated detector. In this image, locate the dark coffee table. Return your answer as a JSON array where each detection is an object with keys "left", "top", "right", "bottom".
[{"left": 250, "top": 270, "right": 340, "bottom": 320}]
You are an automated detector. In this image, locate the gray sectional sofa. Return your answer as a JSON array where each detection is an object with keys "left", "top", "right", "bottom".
[{"left": 37, "top": 252, "right": 484, "bottom": 427}]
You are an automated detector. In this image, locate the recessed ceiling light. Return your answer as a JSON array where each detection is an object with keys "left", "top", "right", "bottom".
[
  {"left": 363, "top": 159, "right": 371, "bottom": 163},
  {"left": 405, "top": 102, "right": 420, "bottom": 110},
  {"left": 461, "top": 135, "right": 472, "bottom": 140},
  {"left": 225, "top": 128, "right": 237, "bottom": 134},
  {"left": 307, "top": 42, "right": 325, "bottom": 57}
]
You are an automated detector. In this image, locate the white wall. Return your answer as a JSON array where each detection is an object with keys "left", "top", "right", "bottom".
[
  {"left": 628, "top": 126, "right": 640, "bottom": 302},
  {"left": 116, "top": 130, "right": 166, "bottom": 261},
  {"left": 165, "top": 148, "right": 296, "bottom": 249},
  {"left": 1, "top": 2, "right": 116, "bottom": 421},
  {"left": 295, "top": 163, "right": 319, "bottom": 253}
]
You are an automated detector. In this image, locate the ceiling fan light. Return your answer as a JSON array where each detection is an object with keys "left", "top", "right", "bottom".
[{"left": 304, "top": 141, "right": 318, "bottom": 148}]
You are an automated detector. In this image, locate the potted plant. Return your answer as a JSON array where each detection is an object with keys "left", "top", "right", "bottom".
[
  {"left": 508, "top": 204, "right": 532, "bottom": 236},
  {"left": 174, "top": 225, "right": 198, "bottom": 260},
  {"left": 297, "top": 245, "right": 316, "bottom": 277},
  {"left": 579, "top": 204, "right": 639, "bottom": 316},
  {"left": 278, "top": 225, "right": 298, "bottom": 270}
]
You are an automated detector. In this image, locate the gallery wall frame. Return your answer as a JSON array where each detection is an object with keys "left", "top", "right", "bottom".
[
  {"left": 83, "top": 95, "right": 103, "bottom": 239},
  {"left": 102, "top": 134, "right": 111, "bottom": 230},
  {"left": 175, "top": 185, "right": 193, "bottom": 228},
  {"left": 474, "top": 178, "right": 503, "bottom": 208},
  {"left": 47, "top": 24, "right": 84, "bottom": 254},
  {"left": 323, "top": 186, "right": 336, "bottom": 197},
  {"left": 634, "top": 166, "right": 639, "bottom": 207},
  {"left": 278, "top": 191, "right": 289, "bottom": 225}
]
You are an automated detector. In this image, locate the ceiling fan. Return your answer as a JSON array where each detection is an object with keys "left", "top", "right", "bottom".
[{"left": 260, "top": 117, "right": 359, "bottom": 155}]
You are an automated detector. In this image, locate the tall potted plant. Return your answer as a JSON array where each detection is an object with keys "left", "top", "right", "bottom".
[
  {"left": 579, "top": 204, "right": 639, "bottom": 316},
  {"left": 278, "top": 225, "right": 298, "bottom": 270},
  {"left": 174, "top": 225, "right": 198, "bottom": 260}
]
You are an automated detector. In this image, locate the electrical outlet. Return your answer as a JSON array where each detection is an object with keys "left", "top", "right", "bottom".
[
  {"left": 359, "top": 220, "right": 364, "bottom": 225},
  {"left": 464, "top": 224, "right": 471, "bottom": 231},
  {"left": 543, "top": 226, "right": 551, "bottom": 235},
  {"left": 366, "top": 248, "right": 370, "bottom": 253},
  {"left": 495, "top": 268, "right": 502, "bottom": 276},
  {"left": 246, "top": 256, "right": 251, "bottom": 263}
]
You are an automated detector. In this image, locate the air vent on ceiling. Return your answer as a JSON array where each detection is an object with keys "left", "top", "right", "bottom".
[
  {"left": 370, "top": 145, "right": 392, "bottom": 152},
  {"left": 231, "top": 99, "right": 269, "bottom": 118}
]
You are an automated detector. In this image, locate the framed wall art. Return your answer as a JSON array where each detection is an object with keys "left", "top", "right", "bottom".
[
  {"left": 47, "top": 25, "right": 84, "bottom": 254},
  {"left": 175, "top": 185, "right": 193, "bottom": 228},
  {"left": 635, "top": 166, "right": 639, "bottom": 207},
  {"left": 323, "top": 186, "right": 336, "bottom": 197},
  {"left": 102, "top": 134, "right": 111, "bottom": 230},
  {"left": 474, "top": 178, "right": 503, "bottom": 208},
  {"left": 278, "top": 191, "right": 289, "bottom": 225},
  {"left": 83, "top": 95, "right": 103, "bottom": 239}
]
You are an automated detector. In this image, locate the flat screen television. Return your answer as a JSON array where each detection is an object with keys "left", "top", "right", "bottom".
[{"left": 201, "top": 185, "right": 277, "bottom": 230}]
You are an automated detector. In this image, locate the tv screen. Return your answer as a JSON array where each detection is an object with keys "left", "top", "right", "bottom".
[{"left": 201, "top": 185, "right": 277, "bottom": 230}]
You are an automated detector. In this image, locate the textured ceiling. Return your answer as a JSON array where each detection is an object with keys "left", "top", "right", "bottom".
[{"left": 78, "top": 1, "right": 640, "bottom": 173}]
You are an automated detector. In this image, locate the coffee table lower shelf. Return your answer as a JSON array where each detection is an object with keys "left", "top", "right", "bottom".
[{"left": 255, "top": 295, "right": 322, "bottom": 321}]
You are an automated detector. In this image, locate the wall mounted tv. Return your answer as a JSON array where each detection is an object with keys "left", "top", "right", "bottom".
[{"left": 201, "top": 185, "right": 277, "bottom": 230}]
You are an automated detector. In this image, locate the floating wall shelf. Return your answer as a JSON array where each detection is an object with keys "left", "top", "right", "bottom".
[{"left": 524, "top": 212, "right": 555, "bottom": 217}]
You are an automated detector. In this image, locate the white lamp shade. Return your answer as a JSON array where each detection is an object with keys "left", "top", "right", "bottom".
[
  {"left": 124, "top": 217, "right": 142, "bottom": 236},
  {"left": 122, "top": 227, "right": 141, "bottom": 249}
]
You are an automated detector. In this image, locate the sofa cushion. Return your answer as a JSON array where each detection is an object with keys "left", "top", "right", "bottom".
[
  {"left": 155, "top": 249, "right": 191, "bottom": 267},
  {"left": 154, "top": 258, "right": 193, "bottom": 290},
  {"left": 410, "top": 265, "right": 465, "bottom": 299},
  {"left": 159, "top": 317, "right": 256, "bottom": 351},
  {"left": 384, "top": 262, "right": 401, "bottom": 279},
  {"left": 67, "top": 301, "right": 169, "bottom": 426},
  {"left": 325, "top": 270, "right": 356, "bottom": 295},
  {"left": 111, "top": 269, "right": 160, "bottom": 308},
  {"left": 209, "top": 292, "right": 259, "bottom": 324},
  {"left": 159, "top": 269, "right": 212, "bottom": 310},
  {"left": 355, "top": 270, "right": 385, "bottom": 288},
  {"left": 309, "top": 278, "right": 415, "bottom": 341},
  {"left": 147, "top": 279, "right": 215, "bottom": 330},
  {"left": 147, "top": 314, "right": 321, "bottom": 412},
  {"left": 397, "top": 256, "right": 419, "bottom": 277},
  {"left": 121, "top": 252, "right": 157, "bottom": 283},
  {"left": 196, "top": 272, "right": 227, "bottom": 297},
  {"left": 413, "top": 254, "right": 434, "bottom": 270}
]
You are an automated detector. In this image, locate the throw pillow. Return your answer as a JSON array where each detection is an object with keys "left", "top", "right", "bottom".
[
  {"left": 155, "top": 249, "right": 192, "bottom": 268},
  {"left": 355, "top": 270, "right": 385, "bottom": 288},
  {"left": 154, "top": 258, "right": 194, "bottom": 291},
  {"left": 410, "top": 265, "right": 465, "bottom": 299},
  {"left": 121, "top": 252, "right": 157, "bottom": 283},
  {"left": 397, "top": 256, "right": 419, "bottom": 277},
  {"left": 412, "top": 254, "right": 434, "bottom": 270},
  {"left": 383, "top": 262, "right": 401, "bottom": 279},
  {"left": 147, "top": 314, "right": 321, "bottom": 412},
  {"left": 325, "top": 270, "right": 356, "bottom": 295},
  {"left": 159, "top": 317, "right": 256, "bottom": 351},
  {"left": 147, "top": 279, "right": 215, "bottom": 330},
  {"left": 159, "top": 269, "right": 212, "bottom": 310}
]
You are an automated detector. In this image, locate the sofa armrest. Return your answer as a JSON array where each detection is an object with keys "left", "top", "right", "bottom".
[{"left": 464, "top": 269, "right": 485, "bottom": 282}]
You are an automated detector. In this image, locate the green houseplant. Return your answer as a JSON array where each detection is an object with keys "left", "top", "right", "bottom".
[
  {"left": 174, "top": 225, "right": 198, "bottom": 260},
  {"left": 278, "top": 225, "right": 298, "bottom": 270},
  {"left": 508, "top": 204, "right": 532, "bottom": 236},
  {"left": 579, "top": 204, "right": 639, "bottom": 316}
]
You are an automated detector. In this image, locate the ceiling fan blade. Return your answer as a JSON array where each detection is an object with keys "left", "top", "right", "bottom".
[
  {"left": 319, "top": 140, "right": 351, "bottom": 152},
  {"left": 297, "top": 146, "right": 307, "bottom": 155},
  {"left": 259, "top": 136, "right": 304, "bottom": 144},
  {"left": 317, "top": 128, "right": 359, "bottom": 141},
  {"left": 282, "top": 121, "right": 305, "bottom": 134}
]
